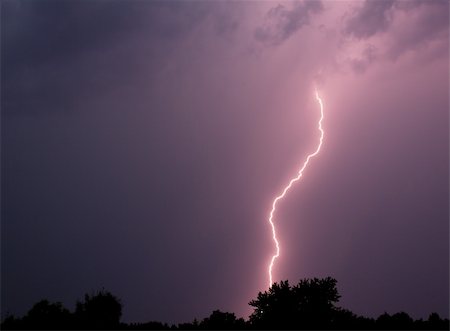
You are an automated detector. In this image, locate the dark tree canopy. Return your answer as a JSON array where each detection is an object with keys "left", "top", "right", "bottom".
[
  {"left": 75, "top": 289, "right": 122, "bottom": 329},
  {"left": 199, "top": 310, "right": 246, "bottom": 330},
  {"left": 1, "top": 280, "right": 448, "bottom": 330},
  {"left": 24, "top": 300, "right": 72, "bottom": 329},
  {"left": 1, "top": 300, "right": 73, "bottom": 330},
  {"left": 249, "top": 277, "right": 341, "bottom": 329}
]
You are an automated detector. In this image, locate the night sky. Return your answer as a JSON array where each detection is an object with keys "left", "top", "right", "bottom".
[{"left": 2, "top": 0, "right": 449, "bottom": 325}]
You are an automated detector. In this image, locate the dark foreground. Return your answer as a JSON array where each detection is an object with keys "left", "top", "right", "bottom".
[{"left": 2, "top": 277, "right": 448, "bottom": 330}]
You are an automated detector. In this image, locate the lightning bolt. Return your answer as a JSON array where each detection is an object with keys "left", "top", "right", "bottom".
[{"left": 267, "top": 89, "right": 325, "bottom": 288}]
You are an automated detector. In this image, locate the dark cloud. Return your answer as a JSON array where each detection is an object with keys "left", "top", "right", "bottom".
[
  {"left": 387, "top": 0, "right": 449, "bottom": 59},
  {"left": 394, "top": 0, "right": 447, "bottom": 11},
  {"left": 344, "top": 0, "right": 395, "bottom": 39},
  {"left": 350, "top": 44, "right": 378, "bottom": 74},
  {"left": 344, "top": 0, "right": 449, "bottom": 43},
  {"left": 1, "top": 0, "right": 215, "bottom": 118},
  {"left": 342, "top": 0, "right": 448, "bottom": 67},
  {"left": 255, "top": 0, "right": 323, "bottom": 45},
  {"left": 1, "top": 0, "right": 227, "bottom": 75},
  {"left": 2, "top": 0, "right": 142, "bottom": 70}
]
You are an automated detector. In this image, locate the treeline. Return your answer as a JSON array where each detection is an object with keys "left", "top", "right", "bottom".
[{"left": 2, "top": 277, "right": 448, "bottom": 330}]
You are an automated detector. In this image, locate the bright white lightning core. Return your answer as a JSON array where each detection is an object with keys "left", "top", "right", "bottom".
[{"left": 267, "top": 89, "right": 325, "bottom": 288}]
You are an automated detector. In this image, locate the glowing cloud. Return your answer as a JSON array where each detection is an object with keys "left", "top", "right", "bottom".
[{"left": 267, "top": 89, "right": 325, "bottom": 288}]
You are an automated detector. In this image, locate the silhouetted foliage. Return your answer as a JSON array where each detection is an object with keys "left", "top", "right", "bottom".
[
  {"left": 126, "top": 320, "right": 171, "bottom": 330},
  {"left": 25, "top": 300, "right": 73, "bottom": 329},
  {"left": 0, "top": 315, "right": 18, "bottom": 330},
  {"left": 426, "top": 313, "right": 449, "bottom": 330},
  {"left": 199, "top": 310, "right": 247, "bottom": 329},
  {"left": 376, "top": 312, "right": 414, "bottom": 329},
  {"left": 1, "top": 280, "right": 449, "bottom": 330},
  {"left": 1, "top": 300, "right": 74, "bottom": 330},
  {"left": 249, "top": 277, "right": 341, "bottom": 329},
  {"left": 75, "top": 289, "right": 122, "bottom": 329},
  {"left": 177, "top": 318, "right": 200, "bottom": 330},
  {"left": 330, "top": 307, "right": 375, "bottom": 329}
]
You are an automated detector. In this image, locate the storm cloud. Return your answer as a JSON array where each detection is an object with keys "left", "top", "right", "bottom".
[
  {"left": 254, "top": 0, "right": 323, "bottom": 45},
  {"left": 344, "top": 0, "right": 395, "bottom": 39}
]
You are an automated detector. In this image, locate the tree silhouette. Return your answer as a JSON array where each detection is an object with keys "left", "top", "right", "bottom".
[
  {"left": 249, "top": 280, "right": 297, "bottom": 329},
  {"left": 75, "top": 289, "right": 122, "bottom": 329},
  {"left": 1, "top": 300, "right": 73, "bottom": 330},
  {"left": 1, "top": 281, "right": 449, "bottom": 330},
  {"left": 127, "top": 321, "right": 171, "bottom": 330},
  {"left": 376, "top": 312, "right": 415, "bottom": 329},
  {"left": 249, "top": 277, "right": 341, "bottom": 329},
  {"left": 25, "top": 300, "right": 73, "bottom": 329},
  {"left": 199, "top": 310, "right": 247, "bottom": 330},
  {"left": 177, "top": 318, "right": 200, "bottom": 330},
  {"left": 331, "top": 307, "right": 375, "bottom": 329},
  {"left": 427, "top": 313, "right": 449, "bottom": 330},
  {"left": 294, "top": 277, "right": 340, "bottom": 328}
]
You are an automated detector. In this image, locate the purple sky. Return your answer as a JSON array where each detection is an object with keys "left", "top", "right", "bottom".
[{"left": 2, "top": 0, "right": 449, "bottom": 324}]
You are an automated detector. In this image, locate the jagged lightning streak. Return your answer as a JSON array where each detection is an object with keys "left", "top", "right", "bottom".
[{"left": 267, "top": 89, "right": 325, "bottom": 288}]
